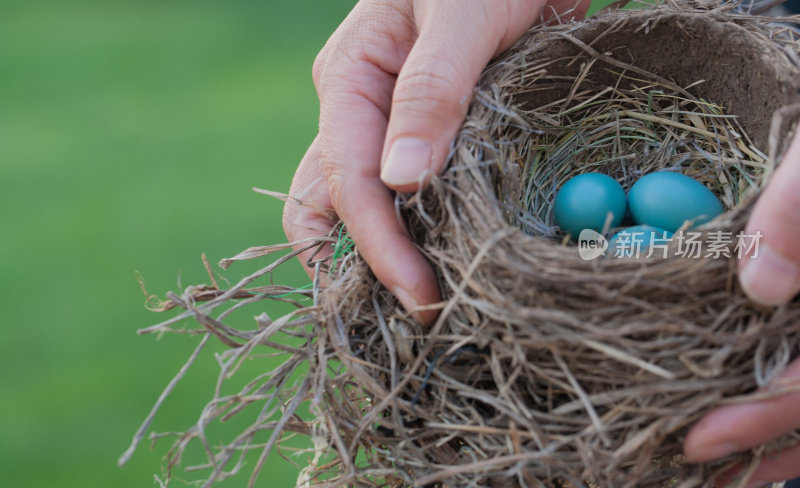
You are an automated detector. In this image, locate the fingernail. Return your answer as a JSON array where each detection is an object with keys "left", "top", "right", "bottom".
[
  {"left": 685, "top": 441, "right": 739, "bottom": 463},
  {"left": 392, "top": 286, "right": 418, "bottom": 316},
  {"left": 381, "top": 137, "right": 432, "bottom": 187},
  {"left": 740, "top": 244, "right": 800, "bottom": 306}
]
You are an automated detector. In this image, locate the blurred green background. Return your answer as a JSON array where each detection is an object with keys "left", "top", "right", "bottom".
[
  {"left": 0, "top": 0, "right": 353, "bottom": 486},
  {"left": 0, "top": 1, "right": 618, "bottom": 487}
]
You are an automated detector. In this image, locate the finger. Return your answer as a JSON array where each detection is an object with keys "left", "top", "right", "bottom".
[
  {"left": 684, "top": 357, "right": 800, "bottom": 463},
  {"left": 715, "top": 444, "right": 800, "bottom": 488},
  {"left": 738, "top": 442, "right": 800, "bottom": 486},
  {"left": 317, "top": 2, "right": 441, "bottom": 323},
  {"left": 379, "top": 0, "right": 591, "bottom": 192},
  {"left": 379, "top": 0, "right": 548, "bottom": 192},
  {"left": 320, "top": 90, "right": 442, "bottom": 323},
  {"left": 739, "top": 128, "right": 800, "bottom": 305},
  {"left": 714, "top": 465, "right": 744, "bottom": 488},
  {"left": 283, "top": 136, "right": 337, "bottom": 280}
]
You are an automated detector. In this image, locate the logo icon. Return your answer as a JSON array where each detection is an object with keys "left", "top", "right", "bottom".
[{"left": 578, "top": 229, "right": 608, "bottom": 261}]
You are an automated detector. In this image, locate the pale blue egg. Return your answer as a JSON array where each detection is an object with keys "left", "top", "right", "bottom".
[
  {"left": 628, "top": 172, "right": 723, "bottom": 232},
  {"left": 554, "top": 173, "right": 627, "bottom": 238},
  {"left": 608, "top": 225, "right": 673, "bottom": 258}
]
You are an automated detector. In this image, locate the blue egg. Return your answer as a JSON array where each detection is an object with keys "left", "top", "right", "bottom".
[
  {"left": 554, "top": 173, "right": 627, "bottom": 239},
  {"left": 608, "top": 225, "right": 673, "bottom": 258},
  {"left": 628, "top": 171, "right": 723, "bottom": 232}
]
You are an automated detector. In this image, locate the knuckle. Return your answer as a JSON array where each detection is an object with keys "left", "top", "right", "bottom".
[
  {"left": 282, "top": 200, "right": 299, "bottom": 239},
  {"left": 321, "top": 160, "right": 348, "bottom": 211},
  {"left": 282, "top": 181, "right": 336, "bottom": 242},
  {"left": 312, "top": 39, "right": 370, "bottom": 99},
  {"left": 312, "top": 48, "right": 329, "bottom": 92},
  {"left": 282, "top": 179, "right": 306, "bottom": 238},
  {"left": 393, "top": 59, "right": 466, "bottom": 118}
]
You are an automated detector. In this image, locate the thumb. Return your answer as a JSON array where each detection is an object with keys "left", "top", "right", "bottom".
[
  {"left": 380, "top": 1, "right": 546, "bottom": 192},
  {"left": 739, "top": 129, "right": 800, "bottom": 305}
]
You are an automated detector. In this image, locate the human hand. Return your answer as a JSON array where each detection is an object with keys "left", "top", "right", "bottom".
[
  {"left": 683, "top": 358, "right": 800, "bottom": 486},
  {"left": 684, "top": 129, "right": 800, "bottom": 485},
  {"left": 282, "top": 0, "right": 589, "bottom": 324},
  {"left": 738, "top": 128, "right": 800, "bottom": 306}
]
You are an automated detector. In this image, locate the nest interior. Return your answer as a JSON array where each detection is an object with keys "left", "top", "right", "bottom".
[{"left": 517, "top": 7, "right": 798, "bottom": 148}]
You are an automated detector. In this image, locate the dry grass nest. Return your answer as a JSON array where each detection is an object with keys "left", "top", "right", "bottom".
[{"left": 123, "top": 1, "right": 800, "bottom": 487}]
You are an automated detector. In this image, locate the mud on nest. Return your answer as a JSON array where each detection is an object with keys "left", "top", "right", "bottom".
[{"left": 124, "top": 2, "right": 800, "bottom": 488}]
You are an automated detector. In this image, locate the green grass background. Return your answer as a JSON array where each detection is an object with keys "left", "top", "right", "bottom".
[
  {"left": 0, "top": 1, "right": 614, "bottom": 486},
  {"left": 0, "top": 1, "right": 353, "bottom": 486}
]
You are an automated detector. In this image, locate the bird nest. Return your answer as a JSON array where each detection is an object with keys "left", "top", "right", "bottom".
[{"left": 123, "top": 1, "right": 800, "bottom": 487}]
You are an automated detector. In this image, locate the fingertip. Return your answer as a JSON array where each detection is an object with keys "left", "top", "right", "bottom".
[
  {"left": 367, "top": 221, "right": 441, "bottom": 325},
  {"left": 683, "top": 422, "right": 709, "bottom": 463},
  {"left": 380, "top": 12, "right": 500, "bottom": 193},
  {"left": 361, "top": 221, "right": 441, "bottom": 325},
  {"left": 740, "top": 128, "right": 800, "bottom": 305},
  {"left": 392, "top": 276, "right": 442, "bottom": 326},
  {"left": 327, "top": 169, "right": 442, "bottom": 325},
  {"left": 739, "top": 243, "right": 800, "bottom": 306},
  {"left": 355, "top": 226, "right": 441, "bottom": 324},
  {"left": 362, "top": 216, "right": 442, "bottom": 326},
  {"left": 683, "top": 409, "right": 741, "bottom": 463},
  {"left": 380, "top": 137, "right": 434, "bottom": 191},
  {"left": 684, "top": 438, "right": 739, "bottom": 464}
]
